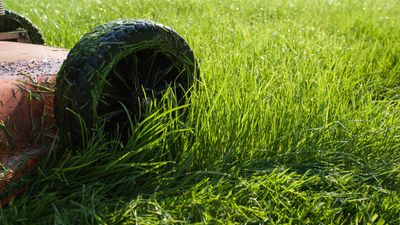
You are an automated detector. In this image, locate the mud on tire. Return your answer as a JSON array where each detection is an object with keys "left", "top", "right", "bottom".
[{"left": 55, "top": 19, "right": 198, "bottom": 148}]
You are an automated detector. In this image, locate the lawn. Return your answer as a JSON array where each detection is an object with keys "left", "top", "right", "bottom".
[{"left": 1, "top": 0, "right": 400, "bottom": 224}]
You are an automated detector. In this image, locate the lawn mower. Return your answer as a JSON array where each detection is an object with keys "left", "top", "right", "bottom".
[{"left": 0, "top": 1, "right": 198, "bottom": 206}]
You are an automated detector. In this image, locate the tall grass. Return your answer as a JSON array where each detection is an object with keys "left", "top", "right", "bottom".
[{"left": 1, "top": 0, "right": 400, "bottom": 224}]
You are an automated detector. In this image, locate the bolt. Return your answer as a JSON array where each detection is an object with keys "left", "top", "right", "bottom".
[{"left": 141, "top": 97, "right": 152, "bottom": 111}]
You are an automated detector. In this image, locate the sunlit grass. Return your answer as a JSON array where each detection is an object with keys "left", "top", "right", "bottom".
[{"left": 1, "top": 0, "right": 400, "bottom": 224}]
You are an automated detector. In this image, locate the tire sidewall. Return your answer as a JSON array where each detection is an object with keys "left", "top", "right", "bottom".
[
  {"left": 55, "top": 20, "right": 196, "bottom": 147},
  {"left": 1, "top": 10, "right": 45, "bottom": 44}
]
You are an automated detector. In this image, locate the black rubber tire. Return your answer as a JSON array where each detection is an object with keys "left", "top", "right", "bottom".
[
  {"left": 0, "top": 10, "right": 44, "bottom": 44},
  {"left": 55, "top": 19, "right": 198, "bottom": 148}
]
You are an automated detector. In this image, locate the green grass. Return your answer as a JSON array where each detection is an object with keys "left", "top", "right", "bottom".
[{"left": 1, "top": 0, "right": 400, "bottom": 224}]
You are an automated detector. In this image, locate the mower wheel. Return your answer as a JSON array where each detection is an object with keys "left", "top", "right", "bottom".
[
  {"left": 0, "top": 10, "right": 45, "bottom": 44},
  {"left": 55, "top": 19, "right": 198, "bottom": 148}
]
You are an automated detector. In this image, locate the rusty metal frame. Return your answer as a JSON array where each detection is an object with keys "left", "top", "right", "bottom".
[{"left": 0, "top": 30, "right": 31, "bottom": 43}]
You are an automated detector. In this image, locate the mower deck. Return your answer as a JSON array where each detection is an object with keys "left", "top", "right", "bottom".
[
  {"left": 0, "top": 41, "right": 68, "bottom": 205},
  {"left": 0, "top": 41, "right": 67, "bottom": 62}
]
